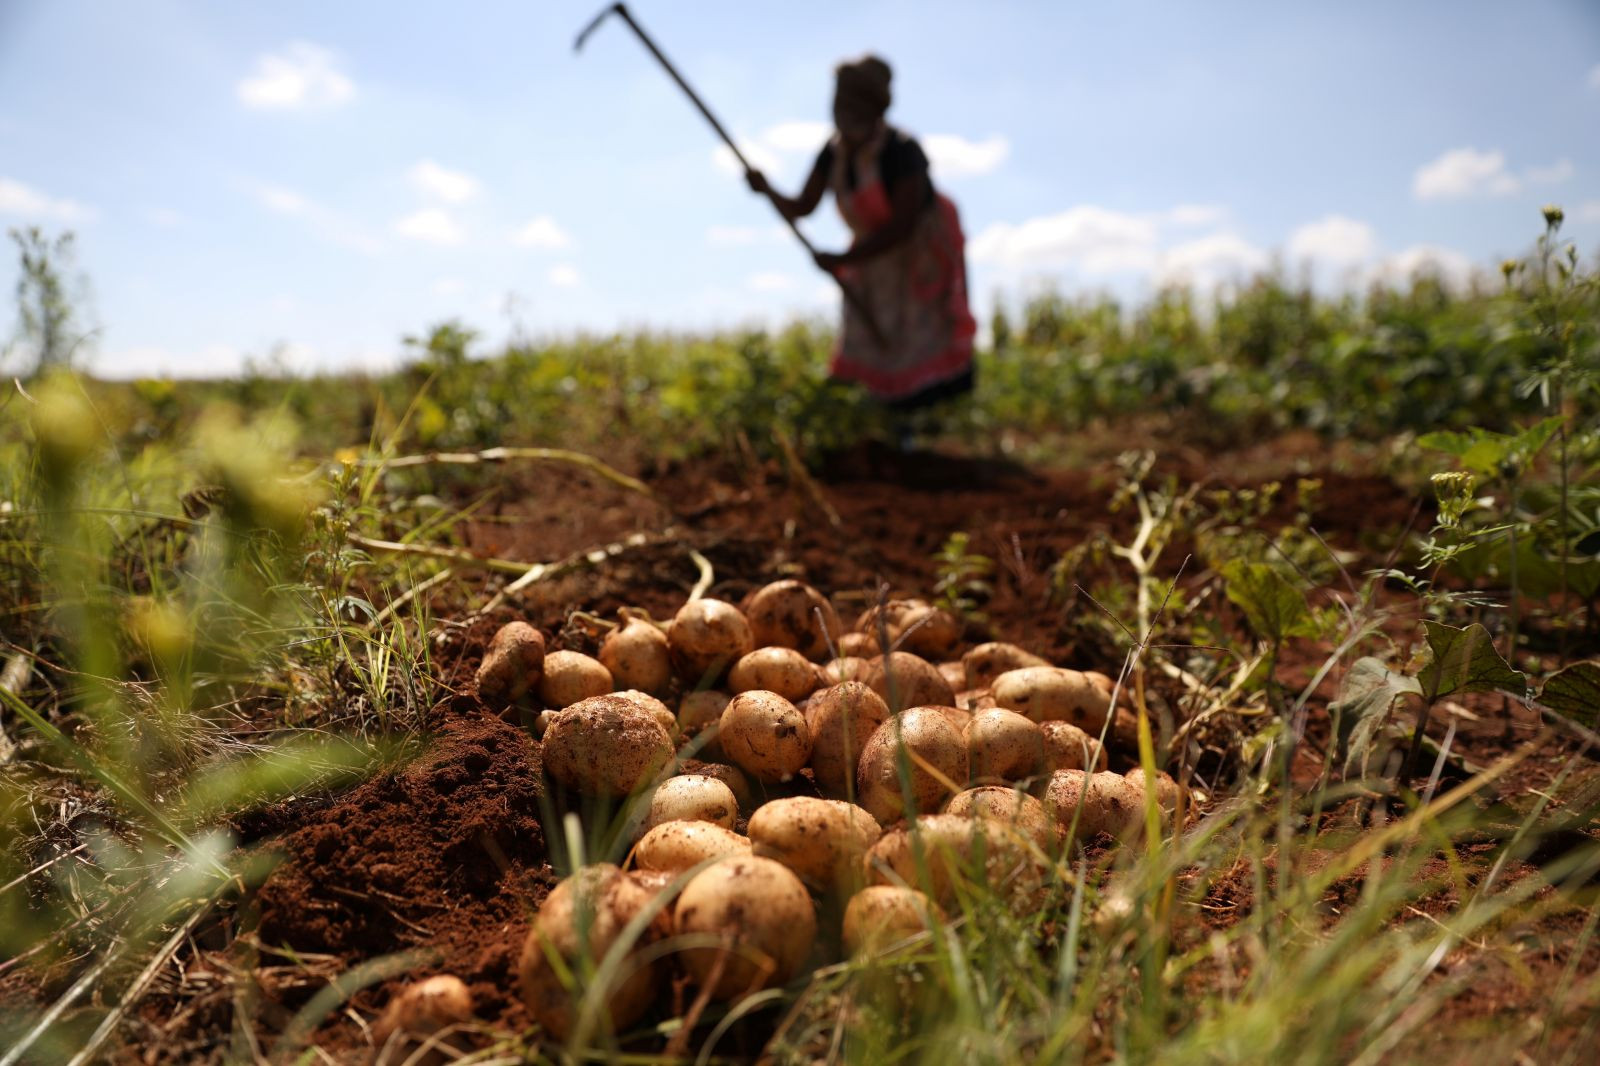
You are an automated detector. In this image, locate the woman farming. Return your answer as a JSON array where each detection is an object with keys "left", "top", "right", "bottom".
[{"left": 747, "top": 55, "right": 977, "bottom": 413}]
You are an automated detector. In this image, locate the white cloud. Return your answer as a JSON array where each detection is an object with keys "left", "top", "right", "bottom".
[
  {"left": 1156, "top": 232, "right": 1268, "bottom": 286},
  {"left": 237, "top": 42, "right": 354, "bottom": 110},
  {"left": 1286, "top": 215, "right": 1378, "bottom": 268},
  {"left": 762, "top": 120, "right": 831, "bottom": 153},
  {"left": 747, "top": 271, "right": 794, "bottom": 292},
  {"left": 511, "top": 216, "right": 572, "bottom": 249},
  {"left": 924, "top": 134, "right": 1010, "bottom": 179},
  {"left": 968, "top": 206, "right": 1159, "bottom": 274},
  {"left": 1368, "top": 245, "right": 1476, "bottom": 289},
  {"left": 1577, "top": 201, "right": 1600, "bottom": 224},
  {"left": 243, "top": 180, "right": 381, "bottom": 253},
  {"left": 0, "top": 177, "right": 95, "bottom": 222},
  {"left": 253, "top": 184, "right": 308, "bottom": 215},
  {"left": 393, "top": 209, "right": 463, "bottom": 245},
  {"left": 548, "top": 264, "right": 580, "bottom": 287},
  {"left": 1525, "top": 158, "right": 1575, "bottom": 185},
  {"left": 1166, "top": 204, "right": 1227, "bottom": 227},
  {"left": 1413, "top": 147, "right": 1520, "bottom": 200},
  {"left": 409, "top": 159, "right": 480, "bottom": 203},
  {"left": 712, "top": 139, "right": 785, "bottom": 178}
]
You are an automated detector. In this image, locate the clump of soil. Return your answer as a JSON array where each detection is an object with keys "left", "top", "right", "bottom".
[{"left": 249, "top": 712, "right": 553, "bottom": 1040}]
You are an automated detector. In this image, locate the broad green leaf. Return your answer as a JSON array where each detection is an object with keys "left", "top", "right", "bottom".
[
  {"left": 1537, "top": 661, "right": 1600, "bottom": 729},
  {"left": 1418, "top": 416, "right": 1562, "bottom": 477},
  {"left": 1332, "top": 656, "right": 1422, "bottom": 773},
  {"left": 1222, "top": 559, "right": 1320, "bottom": 643},
  {"left": 1416, "top": 621, "right": 1526, "bottom": 704}
]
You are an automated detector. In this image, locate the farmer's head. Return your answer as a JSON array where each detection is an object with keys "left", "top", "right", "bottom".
[{"left": 833, "top": 55, "right": 891, "bottom": 146}]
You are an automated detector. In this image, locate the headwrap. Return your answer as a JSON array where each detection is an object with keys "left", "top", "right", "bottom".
[{"left": 834, "top": 55, "right": 892, "bottom": 118}]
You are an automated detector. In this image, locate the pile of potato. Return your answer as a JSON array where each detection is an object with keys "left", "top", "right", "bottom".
[{"left": 388, "top": 580, "right": 1185, "bottom": 1046}]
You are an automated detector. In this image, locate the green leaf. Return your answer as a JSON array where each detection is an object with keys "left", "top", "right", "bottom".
[
  {"left": 1418, "top": 427, "right": 1510, "bottom": 477},
  {"left": 1537, "top": 661, "right": 1600, "bottom": 729},
  {"left": 1415, "top": 621, "right": 1526, "bottom": 704},
  {"left": 1222, "top": 559, "right": 1319, "bottom": 642},
  {"left": 1332, "top": 656, "right": 1422, "bottom": 773}
]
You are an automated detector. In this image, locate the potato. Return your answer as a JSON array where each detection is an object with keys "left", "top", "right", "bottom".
[
  {"left": 674, "top": 856, "right": 816, "bottom": 999},
  {"left": 965, "top": 709, "right": 1045, "bottom": 784},
  {"left": 539, "top": 650, "right": 614, "bottom": 710},
  {"left": 956, "top": 688, "right": 998, "bottom": 712},
  {"left": 837, "top": 631, "right": 878, "bottom": 657},
  {"left": 918, "top": 703, "right": 973, "bottom": 735},
  {"left": 743, "top": 579, "right": 841, "bottom": 661},
  {"left": 821, "top": 656, "right": 872, "bottom": 684},
  {"left": 863, "top": 652, "right": 956, "bottom": 713},
  {"left": 1039, "top": 721, "right": 1107, "bottom": 773},
  {"left": 1125, "top": 767, "right": 1185, "bottom": 816},
  {"left": 856, "top": 708, "right": 968, "bottom": 826},
  {"left": 677, "top": 690, "right": 731, "bottom": 759},
  {"left": 991, "top": 666, "right": 1111, "bottom": 730},
  {"left": 533, "top": 708, "right": 559, "bottom": 739},
  {"left": 718, "top": 690, "right": 812, "bottom": 783},
  {"left": 856, "top": 599, "right": 962, "bottom": 659},
  {"left": 842, "top": 885, "right": 941, "bottom": 956},
  {"left": 599, "top": 616, "right": 672, "bottom": 695},
  {"left": 944, "top": 786, "right": 1058, "bottom": 851},
  {"left": 614, "top": 689, "right": 676, "bottom": 734},
  {"left": 542, "top": 695, "right": 674, "bottom": 797},
  {"left": 804, "top": 681, "right": 890, "bottom": 797},
  {"left": 678, "top": 760, "right": 754, "bottom": 812},
  {"left": 728, "top": 647, "right": 822, "bottom": 703},
  {"left": 475, "top": 621, "right": 546, "bottom": 704},
  {"left": 747, "top": 797, "right": 881, "bottom": 893},
  {"left": 936, "top": 660, "right": 967, "bottom": 692},
  {"left": 864, "top": 814, "right": 1039, "bottom": 906},
  {"left": 668, "top": 599, "right": 753, "bottom": 686},
  {"left": 1043, "top": 769, "right": 1142, "bottom": 842},
  {"left": 372, "top": 974, "right": 474, "bottom": 1047},
  {"left": 963, "top": 642, "right": 1050, "bottom": 692},
  {"left": 635, "top": 819, "right": 751, "bottom": 873},
  {"left": 518, "top": 864, "right": 672, "bottom": 1040},
  {"left": 643, "top": 774, "right": 739, "bottom": 833}
]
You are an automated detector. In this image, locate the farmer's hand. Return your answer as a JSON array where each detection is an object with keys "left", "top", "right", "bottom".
[
  {"left": 745, "top": 169, "right": 770, "bottom": 195},
  {"left": 813, "top": 250, "right": 846, "bottom": 274}
]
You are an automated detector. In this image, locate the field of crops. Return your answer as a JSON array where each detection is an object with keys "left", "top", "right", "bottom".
[{"left": 2, "top": 212, "right": 1598, "bottom": 1064}]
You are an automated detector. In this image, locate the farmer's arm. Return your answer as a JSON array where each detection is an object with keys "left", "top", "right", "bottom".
[{"left": 746, "top": 150, "right": 829, "bottom": 220}]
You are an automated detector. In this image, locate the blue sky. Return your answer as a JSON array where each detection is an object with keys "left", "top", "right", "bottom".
[{"left": 1, "top": 0, "right": 1597, "bottom": 378}]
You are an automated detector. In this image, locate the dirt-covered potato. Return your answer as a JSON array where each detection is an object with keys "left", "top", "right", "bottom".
[
  {"left": 1043, "top": 769, "right": 1142, "bottom": 841},
  {"left": 533, "top": 708, "right": 559, "bottom": 739},
  {"left": 965, "top": 708, "right": 1045, "bottom": 784},
  {"left": 804, "top": 681, "right": 890, "bottom": 797},
  {"left": 961, "top": 642, "right": 1050, "bottom": 692},
  {"left": 542, "top": 695, "right": 674, "bottom": 797},
  {"left": 837, "top": 631, "right": 878, "bottom": 658},
  {"left": 678, "top": 759, "right": 754, "bottom": 812},
  {"left": 599, "top": 615, "right": 672, "bottom": 695},
  {"left": 856, "top": 708, "right": 968, "bottom": 825},
  {"left": 864, "top": 813, "right": 1040, "bottom": 906},
  {"left": 634, "top": 820, "right": 752, "bottom": 873},
  {"left": 718, "top": 690, "right": 812, "bottom": 783},
  {"left": 863, "top": 652, "right": 956, "bottom": 713},
  {"left": 956, "top": 688, "right": 998, "bottom": 712},
  {"left": 613, "top": 689, "right": 676, "bottom": 734},
  {"left": 674, "top": 856, "right": 817, "bottom": 999},
  {"left": 539, "top": 650, "right": 614, "bottom": 710},
  {"left": 842, "top": 885, "right": 942, "bottom": 956},
  {"left": 677, "top": 690, "right": 731, "bottom": 759},
  {"left": 372, "top": 974, "right": 474, "bottom": 1047},
  {"left": 944, "top": 786, "right": 1058, "bottom": 851},
  {"left": 936, "top": 660, "right": 967, "bottom": 693},
  {"left": 991, "top": 666, "right": 1111, "bottom": 730},
  {"left": 642, "top": 774, "right": 738, "bottom": 833},
  {"left": 475, "top": 621, "right": 546, "bottom": 704},
  {"left": 668, "top": 599, "right": 753, "bottom": 687},
  {"left": 1125, "top": 767, "right": 1185, "bottom": 816},
  {"left": 743, "top": 579, "right": 841, "bottom": 661},
  {"left": 728, "top": 647, "right": 822, "bottom": 703},
  {"left": 1039, "top": 721, "right": 1107, "bottom": 772},
  {"left": 821, "top": 656, "right": 872, "bottom": 685},
  {"left": 856, "top": 599, "right": 963, "bottom": 659},
  {"left": 747, "top": 797, "right": 881, "bottom": 893},
  {"left": 518, "top": 864, "right": 672, "bottom": 1040}
]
